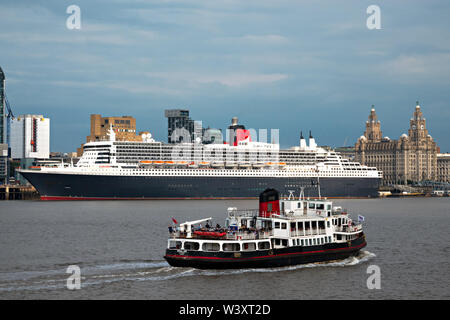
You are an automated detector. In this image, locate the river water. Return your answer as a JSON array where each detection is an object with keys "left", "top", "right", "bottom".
[{"left": 0, "top": 198, "right": 448, "bottom": 299}]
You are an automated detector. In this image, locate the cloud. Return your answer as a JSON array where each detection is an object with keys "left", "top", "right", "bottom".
[
  {"left": 143, "top": 71, "right": 288, "bottom": 87},
  {"left": 213, "top": 34, "right": 290, "bottom": 45},
  {"left": 379, "top": 53, "right": 450, "bottom": 80}
]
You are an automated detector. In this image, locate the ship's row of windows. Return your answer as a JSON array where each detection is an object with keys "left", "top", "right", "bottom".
[
  {"left": 170, "top": 236, "right": 335, "bottom": 252},
  {"left": 289, "top": 236, "right": 332, "bottom": 247},
  {"left": 75, "top": 170, "right": 376, "bottom": 178}
]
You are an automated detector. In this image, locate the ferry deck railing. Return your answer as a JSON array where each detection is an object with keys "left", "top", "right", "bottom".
[
  {"left": 289, "top": 229, "right": 327, "bottom": 237},
  {"left": 169, "top": 229, "right": 273, "bottom": 241},
  {"left": 334, "top": 224, "right": 363, "bottom": 233}
]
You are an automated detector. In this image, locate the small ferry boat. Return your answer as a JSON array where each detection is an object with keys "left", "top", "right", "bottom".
[{"left": 164, "top": 188, "right": 367, "bottom": 269}]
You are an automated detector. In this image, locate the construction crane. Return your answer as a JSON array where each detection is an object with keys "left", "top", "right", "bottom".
[{"left": 4, "top": 93, "right": 14, "bottom": 147}]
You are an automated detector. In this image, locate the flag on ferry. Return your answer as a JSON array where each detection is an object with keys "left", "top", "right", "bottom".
[
  {"left": 172, "top": 217, "right": 178, "bottom": 224},
  {"left": 358, "top": 215, "right": 365, "bottom": 222}
]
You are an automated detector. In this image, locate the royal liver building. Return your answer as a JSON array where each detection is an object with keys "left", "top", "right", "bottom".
[{"left": 355, "top": 102, "right": 439, "bottom": 185}]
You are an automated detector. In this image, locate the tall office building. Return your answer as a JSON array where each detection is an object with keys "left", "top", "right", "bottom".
[
  {"left": 10, "top": 114, "right": 50, "bottom": 159},
  {"left": 0, "top": 144, "right": 7, "bottom": 185},
  {"left": 165, "top": 109, "right": 200, "bottom": 143},
  {"left": 0, "top": 67, "right": 5, "bottom": 145}
]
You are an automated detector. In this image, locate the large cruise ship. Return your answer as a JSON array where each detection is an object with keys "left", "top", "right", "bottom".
[{"left": 19, "top": 122, "right": 382, "bottom": 200}]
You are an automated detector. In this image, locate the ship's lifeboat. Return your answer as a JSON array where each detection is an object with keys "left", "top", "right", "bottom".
[
  {"left": 265, "top": 162, "right": 276, "bottom": 166},
  {"left": 194, "top": 231, "right": 227, "bottom": 238},
  {"left": 176, "top": 161, "right": 188, "bottom": 166},
  {"left": 164, "top": 161, "right": 175, "bottom": 165},
  {"left": 239, "top": 162, "right": 251, "bottom": 168},
  {"left": 199, "top": 161, "right": 210, "bottom": 167},
  {"left": 188, "top": 161, "right": 199, "bottom": 168},
  {"left": 29, "top": 166, "right": 41, "bottom": 170},
  {"left": 252, "top": 162, "right": 265, "bottom": 168},
  {"left": 278, "top": 162, "right": 286, "bottom": 167},
  {"left": 139, "top": 160, "right": 153, "bottom": 165},
  {"left": 211, "top": 161, "right": 224, "bottom": 168},
  {"left": 225, "top": 162, "right": 237, "bottom": 168},
  {"left": 153, "top": 161, "right": 164, "bottom": 165}
]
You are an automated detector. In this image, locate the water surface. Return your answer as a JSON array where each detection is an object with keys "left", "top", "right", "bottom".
[{"left": 0, "top": 198, "right": 448, "bottom": 299}]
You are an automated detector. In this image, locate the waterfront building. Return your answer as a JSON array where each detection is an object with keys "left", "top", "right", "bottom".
[
  {"left": 0, "top": 67, "right": 5, "bottom": 145},
  {"left": 0, "top": 144, "right": 7, "bottom": 185},
  {"left": 10, "top": 114, "right": 50, "bottom": 159},
  {"left": 87, "top": 114, "right": 142, "bottom": 143},
  {"left": 165, "top": 109, "right": 204, "bottom": 143},
  {"left": 355, "top": 102, "right": 439, "bottom": 185},
  {"left": 77, "top": 114, "right": 150, "bottom": 156},
  {"left": 437, "top": 153, "right": 450, "bottom": 183}
]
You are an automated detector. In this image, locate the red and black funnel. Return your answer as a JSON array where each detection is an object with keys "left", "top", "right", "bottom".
[{"left": 259, "top": 188, "right": 280, "bottom": 217}]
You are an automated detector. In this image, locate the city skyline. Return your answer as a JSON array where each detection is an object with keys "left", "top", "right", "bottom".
[{"left": 1, "top": 1, "right": 449, "bottom": 153}]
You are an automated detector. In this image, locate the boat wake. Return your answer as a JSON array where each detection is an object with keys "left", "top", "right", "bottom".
[{"left": 0, "top": 251, "right": 375, "bottom": 292}]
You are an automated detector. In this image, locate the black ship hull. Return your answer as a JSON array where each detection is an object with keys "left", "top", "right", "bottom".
[
  {"left": 164, "top": 236, "right": 367, "bottom": 269},
  {"left": 19, "top": 171, "right": 380, "bottom": 200}
]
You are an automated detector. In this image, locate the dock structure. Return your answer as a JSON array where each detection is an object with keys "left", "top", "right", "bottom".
[{"left": 0, "top": 185, "right": 40, "bottom": 200}]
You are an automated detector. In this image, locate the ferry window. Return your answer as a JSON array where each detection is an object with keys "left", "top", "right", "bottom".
[
  {"left": 297, "top": 202, "right": 301, "bottom": 208},
  {"left": 297, "top": 222, "right": 303, "bottom": 230},
  {"left": 309, "top": 203, "right": 315, "bottom": 209},
  {"left": 275, "top": 222, "right": 280, "bottom": 229},
  {"left": 327, "top": 205, "right": 331, "bottom": 210},
  {"left": 318, "top": 221, "right": 325, "bottom": 229},
  {"left": 184, "top": 242, "right": 200, "bottom": 251},
  {"left": 309, "top": 239, "right": 312, "bottom": 246},
  {"left": 169, "top": 241, "right": 182, "bottom": 249},
  {"left": 312, "top": 221, "right": 317, "bottom": 229},
  {"left": 305, "top": 221, "right": 310, "bottom": 230},
  {"left": 242, "top": 242, "right": 256, "bottom": 251},
  {"left": 282, "top": 240, "right": 288, "bottom": 246},
  {"left": 316, "top": 203, "right": 324, "bottom": 210},
  {"left": 223, "top": 243, "right": 240, "bottom": 252},
  {"left": 258, "top": 242, "right": 270, "bottom": 250},
  {"left": 327, "top": 221, "right": 330, "bottom": 228},
  {"left": 275, "top": 239, "right": 281, "bottom": 245},
  {"left": 202, "top": 243, "right": 220, "bottom": 252},
  {"left": 281, "top": 223, "right": 287, "bottom": 229}
]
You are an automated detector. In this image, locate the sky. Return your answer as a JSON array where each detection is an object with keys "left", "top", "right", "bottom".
[{"left": 1, "top": 0, "right": 450, "bottom": 153}]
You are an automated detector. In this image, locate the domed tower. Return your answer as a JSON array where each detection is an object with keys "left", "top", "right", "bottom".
[
  {"left": 363, "top": 105, "right": 382, "bottom": 142},
  {"left": 408, "top": 101, "right": 428, "bottom": 142}
]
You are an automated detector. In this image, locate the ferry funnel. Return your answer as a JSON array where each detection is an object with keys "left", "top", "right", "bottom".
[{"left": 259, "top": 188, "right": 280, "bottom": 218}]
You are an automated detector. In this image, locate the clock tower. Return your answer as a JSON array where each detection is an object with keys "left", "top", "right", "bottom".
[
  {"left": 408, "top": 101, "right": 428, "bottom": 142},
  {"left": 364, "top": 105, "right": 382, "bottom": 142}
]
